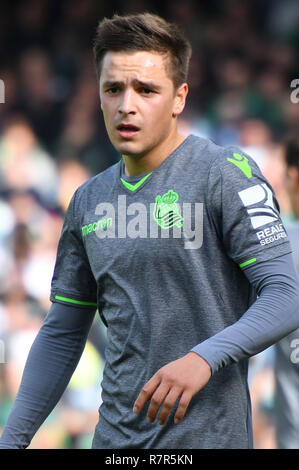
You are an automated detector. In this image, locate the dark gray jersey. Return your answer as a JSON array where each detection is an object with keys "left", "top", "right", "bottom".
[{"left": 50, "top": 135, "right": 292, "bottom": 448}]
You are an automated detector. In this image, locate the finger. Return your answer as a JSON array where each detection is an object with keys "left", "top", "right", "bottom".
[
  {"left": 133, "top": 374, "right": 161, "bottom": 414},
  {"left": 157, "top": 387, "right": 182, "bottom": 425},
  {"left": 147, "top": 382, "right": 171, "bottom": 423},
  {"left": 174, "top": 390, "right": 193, "bottom": 424}
]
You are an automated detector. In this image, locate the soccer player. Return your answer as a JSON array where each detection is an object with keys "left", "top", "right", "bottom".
[{"left": 1, "top": 13, "right": 299, "bottom": 449}]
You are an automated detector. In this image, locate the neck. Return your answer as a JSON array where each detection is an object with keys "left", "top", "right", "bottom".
[{"left": 122, "top": 129, "right": 188, "bottom": 177}]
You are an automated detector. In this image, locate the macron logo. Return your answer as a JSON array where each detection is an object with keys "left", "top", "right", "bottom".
[{"left": 238, "top": 184, "right": 279, "bottom": 229}]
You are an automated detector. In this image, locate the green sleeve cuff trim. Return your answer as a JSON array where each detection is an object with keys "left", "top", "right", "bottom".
[
  {"left": 120, "top": 172, "right": 152, "bottom": 191},
  {"left": 54, "top": 295, "right": 97, "bottom": 306},
  {"left": 239, "top": 257, "right": 257, "bottom": 268}
]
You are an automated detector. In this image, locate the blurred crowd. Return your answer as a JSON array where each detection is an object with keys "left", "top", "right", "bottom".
[{"left": 0, "top": 0, "right": 299, "bottom": 449}]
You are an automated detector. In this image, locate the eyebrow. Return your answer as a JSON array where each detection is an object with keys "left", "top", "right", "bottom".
[
  {"left": 101, "top": 79, "right": 162, "bottom": 91},
  {"left": 101, "top": 80, "right": 121, "bottom": 89}
]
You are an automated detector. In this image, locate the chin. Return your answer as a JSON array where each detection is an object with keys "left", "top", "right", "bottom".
[{"left": 113, "top": 140, "right": 145, "bottom": 157}]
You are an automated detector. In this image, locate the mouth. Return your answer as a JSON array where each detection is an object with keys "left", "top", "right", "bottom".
[{"left": 116, "top": 123, "right": 140, "bottom": 139}]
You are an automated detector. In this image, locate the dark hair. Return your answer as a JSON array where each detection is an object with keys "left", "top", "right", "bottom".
[
  {"left": 93, "top": 13, "right": 192, "bottom": 89},
  {"left": 284, "top": 133, "right": 299, "bottom": 169}
]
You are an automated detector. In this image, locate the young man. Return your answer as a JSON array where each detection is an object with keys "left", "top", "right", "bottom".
[
  {"left": 1, "top": 13, "right": 299, "bottom": 450},
  {"left": 274, "top": 135, "right": 299, "bottom": 448}
]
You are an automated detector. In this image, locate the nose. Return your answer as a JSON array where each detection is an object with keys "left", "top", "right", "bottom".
[{"left": 118, "top": 88, "right": 136, "bottom": 115}]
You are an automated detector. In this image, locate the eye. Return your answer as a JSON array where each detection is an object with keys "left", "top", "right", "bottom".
[
  {"left": 140, "top": 88, "right": 154, "bottom": 95},
  {"left": 106, "top": 87, "right": 119, "bottom": 94}
]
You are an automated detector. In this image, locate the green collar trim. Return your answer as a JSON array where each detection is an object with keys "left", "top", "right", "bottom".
[{"left": 120, "top": 172, "right": 152, "bottom": 191}]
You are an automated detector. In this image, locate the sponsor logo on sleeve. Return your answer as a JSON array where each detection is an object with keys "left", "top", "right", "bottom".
[
  {"left": 227, "top": 152, "right": 252, "bottom": 179},
  {"left": 238, "top": 183, "right": 287, "bottom": 245}
]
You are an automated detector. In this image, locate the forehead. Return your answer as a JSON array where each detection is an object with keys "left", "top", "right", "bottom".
[{"left": 100, "top": 50, "right": 171, "bottom": 83}]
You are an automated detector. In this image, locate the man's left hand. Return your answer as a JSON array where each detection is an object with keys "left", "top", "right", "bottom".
[{"left": 133, "top": 352, "right": 212, "bottom": 425}]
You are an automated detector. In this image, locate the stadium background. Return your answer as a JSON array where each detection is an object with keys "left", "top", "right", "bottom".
[{"left": 0, "top": 0, "right": 298, "bottom": 449}]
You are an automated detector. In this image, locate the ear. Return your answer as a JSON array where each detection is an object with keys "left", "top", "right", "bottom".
[
  {"left": 172, "top": 83, "right": 188, "bottom": 118},
  {"left": 287, "top": 166, "right": 299, "bottom": 191},
  {"left": 294, "top": 167, "right": 299, "bottom": 190}
]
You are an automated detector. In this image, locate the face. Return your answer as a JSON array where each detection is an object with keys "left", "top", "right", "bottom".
[{"left": 99, "top": 50, "right": 188, "bottom": 159}]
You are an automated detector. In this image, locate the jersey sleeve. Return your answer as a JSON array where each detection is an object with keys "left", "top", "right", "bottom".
[
  {"left": 207, "top": 146, "right": 292, "bottom": 269},
  {"left": 50, "top": 190, "right": 98, "bottom": 308}
]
